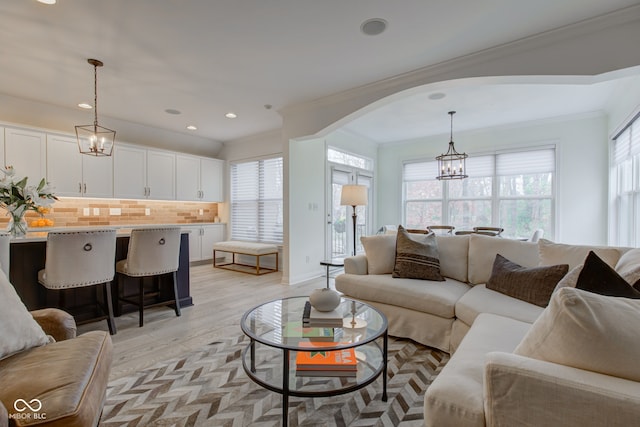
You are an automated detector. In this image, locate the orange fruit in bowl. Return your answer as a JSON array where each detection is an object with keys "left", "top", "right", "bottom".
[
  {"left": 44, "top": 219, "right": 54, "bottom": 226},
  {"left": 30, "top": 220, "right": 39, "bottom": 227},
  {"left": 37, "top": 219, "right": 46, "bottom": 227}
]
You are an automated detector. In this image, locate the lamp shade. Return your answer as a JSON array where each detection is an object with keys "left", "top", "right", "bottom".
[{"left": 340, "top": 185, "right": 368, "bottom": 206}]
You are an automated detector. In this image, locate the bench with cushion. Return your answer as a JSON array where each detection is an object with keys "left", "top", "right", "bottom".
[{"left": 213, "top": 241, "right": 278, "bottom": 275}]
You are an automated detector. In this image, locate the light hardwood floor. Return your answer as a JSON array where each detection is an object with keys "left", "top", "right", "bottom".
[{"left": 78, "top": 264, "right": 337, "bottom": 381}]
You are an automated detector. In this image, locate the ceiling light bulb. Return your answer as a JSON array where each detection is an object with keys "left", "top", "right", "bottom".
[
  {"left": 186, "top": 125, "right": 197, "bottom": 130},
  {"left": 78, "top": 103, "right": 92, "bottom": 109},
  {"left": 225, "top": 112, "right": 237, "bottom": 119},
  {"left": 37, "top": 0, "right": 57, "bottom": 4}
]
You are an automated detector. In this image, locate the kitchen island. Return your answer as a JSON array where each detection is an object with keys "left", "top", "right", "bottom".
[{"left": 9, "top": 228, "right": 192, "bottom": 321}]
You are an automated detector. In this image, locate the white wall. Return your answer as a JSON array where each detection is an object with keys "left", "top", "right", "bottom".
[
  {"left": 377, "top": 114, "right": 609, "bottom": 245},
  {"left": 607, "top": 74, "right": 640, "bottom": 136},
  {"left": 287, "top": 137, "right": 326, "bottom": 284}
]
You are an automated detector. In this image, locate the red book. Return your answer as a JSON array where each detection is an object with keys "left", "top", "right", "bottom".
[{"left": 295, "top": 341, "right": 357, "bottom": 371}]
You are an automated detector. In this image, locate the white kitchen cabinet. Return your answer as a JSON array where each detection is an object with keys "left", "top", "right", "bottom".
[
  {"left": 46, "top": 134, "right": 113, "bottom": 198},
  {"left": 183, "top": 224, "right": 225, "bottom": 262},
  {"left": 114, "top": 145, "right": 176, "bottom": 200},
  {"left": 176, "top": 154, "right": 224, "bottom": 202},
  {"left": 4, "top": 127, "right": 47, "bottom": 183},
  {"left": 0, "top": 127, "right": 5, "bottom": 173}
]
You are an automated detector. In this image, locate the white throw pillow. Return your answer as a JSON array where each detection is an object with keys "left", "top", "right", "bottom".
[
  {"left": 552, "top": 263, "right": 583, "bottom": 294},
  {"left": 514, "top": 287, "right": 640, "bottom": 382},
  {"left": 0, "top": 269, "right": 49, "bottom": 360},
  {"left": 360, "top": 234, "right": 396, "bottom": 275},
  {"left": 538, "top": 238, "right": 621, "bottom": 270},
  {"left": 615, "top": 248, "right": 640, "bottom": 286}
]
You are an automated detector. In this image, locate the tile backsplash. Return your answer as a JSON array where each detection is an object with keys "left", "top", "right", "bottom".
[{"left": 1, "top": 198, "right": 219, "bottom": 228}]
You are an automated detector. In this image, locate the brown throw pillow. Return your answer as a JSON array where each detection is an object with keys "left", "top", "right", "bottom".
[
  {"left": 576, "top": 251, "right": 640, "bottom": 298},
  {"left": 392, "top": 225, "right": 444, "bottom": 281},
  {"left": 487, "top": 254, "right": 568, "bottom": 307}
]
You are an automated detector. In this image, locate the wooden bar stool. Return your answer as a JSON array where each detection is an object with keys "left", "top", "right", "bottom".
[
  {"left": 116, "top": 227, "right": 181, "bottom": 327},
  {"left": 38, "top": 229, "right": 118, "bottom": 334}
]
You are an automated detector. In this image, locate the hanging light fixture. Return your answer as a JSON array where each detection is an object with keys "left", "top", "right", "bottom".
[
  {"left": 75, "top": 59, "right": 115, "bottom": 156},
  {"left": 436, "top": 111, "right": 468, "bottom": 180}
]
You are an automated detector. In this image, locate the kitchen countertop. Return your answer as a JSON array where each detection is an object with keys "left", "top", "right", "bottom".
[{"left": 9, "top": 223, "right": 225, "bottom": 243}]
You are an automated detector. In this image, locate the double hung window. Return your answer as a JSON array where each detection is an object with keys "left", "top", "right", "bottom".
[
  {"left": 402, "top": 147, "right": 555, "bottom": 238},
  {"left": 610, "top": 114, "right": 640, "bottom": 247},
  {"left": 230, "top": 157, "right": 283, "bottom": 243}
]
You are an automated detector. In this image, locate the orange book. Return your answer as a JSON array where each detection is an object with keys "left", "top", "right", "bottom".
[{"left": 295, "top": 341, "right": 357, "bottom": 371}]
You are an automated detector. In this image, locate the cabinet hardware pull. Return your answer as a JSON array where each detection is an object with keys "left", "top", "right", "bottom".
[
  {"left": 83, "top": 183, "right": 87, "bottom": 193},
  {"left": 78, "top": 183, "right": 82, "bottom": 193}
]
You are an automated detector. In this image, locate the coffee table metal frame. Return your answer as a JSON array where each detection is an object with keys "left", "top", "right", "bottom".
[{"left": 240, "top": 296, "right": 388, "bottom": 427}]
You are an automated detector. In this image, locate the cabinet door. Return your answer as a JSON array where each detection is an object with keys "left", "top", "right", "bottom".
[
  {"left": 82, "top": 154, "right": 113, "bottom": 198},
  {"left": 5, "top": 128, "right": 47, "bottom": 184},
  {"left": 46, "top": 135, "right": 83, "bottom": 197},
  {"left": 113, "top": 145, "right": 146, "bottom": 199},
  {"left": 146, "top": 150, "right": 175, "bottom": 200},
  {"left": 200, "top": 157, "right": 224, "bottom": 202},
  {"left": 183, "top": 226, "right": 202, "bottom": 262},
  {"left": 201, "top": 225, "right": 225, "bottom": 261},
  {"left": 176, "top": 155, "right": 200, "bottom": 201}
]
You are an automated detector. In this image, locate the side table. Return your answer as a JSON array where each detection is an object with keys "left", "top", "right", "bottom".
[{"left": 320, "top": 259, "right": 344, "bottom": 289}]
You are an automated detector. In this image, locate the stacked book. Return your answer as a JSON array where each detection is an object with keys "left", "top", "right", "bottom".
[
  {"left": 282, "top": 322, "right": 334, "bottom": 342},
  {"left": 302, "top": 301, "right": 344, "bottom": 327},
  {"left": 295, "top": 341, "right": 358, "bottom": 377}
]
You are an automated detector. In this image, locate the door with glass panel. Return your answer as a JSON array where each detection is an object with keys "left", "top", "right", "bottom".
[{"left": 327, "top": 167, "right": 372, "bottom": 259}]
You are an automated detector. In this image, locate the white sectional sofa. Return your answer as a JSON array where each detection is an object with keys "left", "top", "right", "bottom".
[{"left": 335, "top": 233, "right": 640, "bottom": 427}]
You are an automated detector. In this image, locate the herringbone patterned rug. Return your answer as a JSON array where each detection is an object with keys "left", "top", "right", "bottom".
[{"left": 100, "top": 335, "right": 448, "bottom": 427}]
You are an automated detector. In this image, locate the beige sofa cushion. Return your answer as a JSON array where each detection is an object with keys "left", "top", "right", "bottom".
[
  {"left": 515, "top": 287, "right": 640, "bottom": 382},
  {"left": 335, "top": 273, "right": 470, "bottom": 318},
  {"left": 424, "top": 313, "right": 531, "bottom": 427},
  {"left": 538, "top": 238, "right": 621, "bottom": 270},
  {"left": 455, "top": 284, "right": 544, "bottom": 326},
  {"left": 436, "top": 235, "right": 470, "bottom": 283},
  {"left": 0, "top": 270, "right": 49, "bottom": 360},
  {"left": 360, "top": 234, "right": 396, "bottom": 274},
  {"left": 467, "top": 234, "right": 539, "bottom": 285}
]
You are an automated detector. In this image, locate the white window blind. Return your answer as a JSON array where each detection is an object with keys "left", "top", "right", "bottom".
[
  {"left": 497, "top": 149, "right": 555, "bottom": 175},
  {"left": 230, "top": 157, "right": 283, "bottom": 243}
]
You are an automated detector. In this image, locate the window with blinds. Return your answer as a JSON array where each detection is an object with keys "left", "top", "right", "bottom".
[
  {"left": 611, "top": 114, "right": 640, "bottom": 246},
  {"left": 230, "top": 157, "right": 283, "bottom": 243},
  {"left": 402, "top": 147, "right": 555, "bottom": 238}
]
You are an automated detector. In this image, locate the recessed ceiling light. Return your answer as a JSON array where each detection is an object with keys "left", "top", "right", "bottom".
[
  {"left": 165, "top": 108, "right": 181, "bottom": 115},
  {"left": 186, "top": 125, "right": 197, "bottom": 131},
  {"left": 225, "top": 112, "right": 237, "bottom": 119},
  {"left": 78, "top": 103, "right": 92, "bottom": 109},
  {"left": 361, "top": 18, "right": 388, "bottom": 36},
  {"left": 37, "top": 0, "right": 57, "bottom": 4},
  {"left": 428, "top": 92, "right": 446, "bottom": 100}
]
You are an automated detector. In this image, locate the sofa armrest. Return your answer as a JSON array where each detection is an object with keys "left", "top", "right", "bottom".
[
  {"left": 30, "top": 308, "right": 77, "bottom": 341},
  {"left": 344, "top": 255, "right": 368, "bottom": 275},
  {"left": 484, "top": 352, "right": 640, "bottom": 427}
]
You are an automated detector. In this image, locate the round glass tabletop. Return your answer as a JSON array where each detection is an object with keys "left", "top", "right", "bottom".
[{"left": 241, "top": 296, "right": 387, "bottom": 351}]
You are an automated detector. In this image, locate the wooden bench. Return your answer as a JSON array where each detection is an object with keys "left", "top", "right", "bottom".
[{"left": 213, "top": 241, "right": 279, "bottom": 275}]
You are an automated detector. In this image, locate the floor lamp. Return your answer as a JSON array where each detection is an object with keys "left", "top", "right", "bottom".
[{"left": 340, "top": 185, "right": 368, "bottom": 256}]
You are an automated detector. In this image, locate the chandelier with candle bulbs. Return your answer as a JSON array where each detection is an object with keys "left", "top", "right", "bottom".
[
  {"left": 75, "top": 59, "right": 116, "bottom": 157},
  {"left": 436, "top": 111, "right": 468, "bottom": 180}
]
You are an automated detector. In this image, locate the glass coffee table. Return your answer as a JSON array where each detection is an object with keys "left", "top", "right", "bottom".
[{"left": 240, "top": 296, "right": 388, "bottom": 427}]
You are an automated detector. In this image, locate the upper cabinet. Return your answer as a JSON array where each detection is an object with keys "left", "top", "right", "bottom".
[
  {"left": 176, "top": 154, "right": 223, "bottom": 202},
  {"left": 46, "top": 134, "right": 113, "bottom": 198},
  {"left": 113, "top": 145, "right": 176, "bottom": 200},
  {"left": 4, "top": 127, "right": 47, "bottom": 182}
]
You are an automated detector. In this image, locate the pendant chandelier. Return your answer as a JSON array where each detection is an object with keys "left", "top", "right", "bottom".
[
  {"left": 436, "top": 111, "right": 468, "bottom": 180},
  {"left": 75, "top": 59, "right": 116, "bottom": 156}
]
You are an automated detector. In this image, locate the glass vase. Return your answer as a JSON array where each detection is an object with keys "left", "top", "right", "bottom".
[{"left": 7, "top": 211, "right": 28, "bottom": 238}]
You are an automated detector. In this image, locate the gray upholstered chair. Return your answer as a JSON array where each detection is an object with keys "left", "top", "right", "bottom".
[
  {"left": 116, "top": 227, "right": 181, "bottom": 327},
  {"left": 38, "top": 229, "right": 118, "bottom": 335},
  {"left": 528, "top": 228, "right": 544, "bottom": 243},
  {"left": 0, "top": 232, "right": 10, "bottom": 277}
]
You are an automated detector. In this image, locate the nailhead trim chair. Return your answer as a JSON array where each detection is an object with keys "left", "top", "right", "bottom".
[
  {"left": 38, "top": 229, "right": 118, "bottom": 335},
  {"left": 116, "top": 227, "right": 181, "bottom": 327}
]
